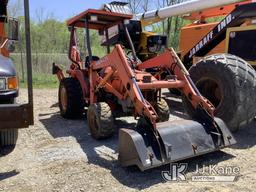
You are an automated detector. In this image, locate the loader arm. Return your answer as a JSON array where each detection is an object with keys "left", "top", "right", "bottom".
[
  {"left": 89, "top": 44, "right": 237, "bottom": 171},
  {"left": 137, "top": 48, "right": 215, "bottom": 117},
  {"left": 90, "top": 44, "right": 158, "bottom": 127},
  {"left": 90, "top": 45, "right": 215, "bottom": 128}
]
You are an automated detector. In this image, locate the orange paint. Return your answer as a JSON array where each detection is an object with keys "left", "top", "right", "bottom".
[
  {"left": 0, "top": 22, "right": 9, "bottom": 57},
  {"left": 180, "top": 0, "right": 254, "bottom": 61},
  {"left": 183, "top": 0, "right": 253, "bottom": 21},
  {"left": 54, "top": 8, "right": 217, "bottom": 128},
  {"left": 180, "top": 22, "right": 226, "bottom": 59}
]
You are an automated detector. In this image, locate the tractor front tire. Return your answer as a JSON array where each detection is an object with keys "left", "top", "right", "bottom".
[
  {"left": 154, "top": 99, "right": 170, "bottom": 122},
  {"left": 185, "top": 54, "right": 256, "bottom": 132},
  {"left": 87, "top": 102, "right": 114, "bottom": 140},
  {"left": 59, "top": 77, "right": 85, "bottom": 119}
]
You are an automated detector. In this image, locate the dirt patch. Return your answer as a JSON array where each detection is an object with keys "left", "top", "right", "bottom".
[{"left": 0, "top": 89, "right": 255, "bottom": 192}]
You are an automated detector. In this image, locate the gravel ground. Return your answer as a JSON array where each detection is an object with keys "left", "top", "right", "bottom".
[{"left": 0, "top": 89, "right": 255, "bottom": 192}]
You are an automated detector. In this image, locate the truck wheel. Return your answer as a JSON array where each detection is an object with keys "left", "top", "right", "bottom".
[
  {"left": 155, "top": 99, "right": 170, "bottom": 122},
  {"left": 59, "top": 77, "right": 85, "bottom": 119},
  {"left": 0, "top": 98, "right": 15, "bottom": 104},
  {"left": 87, "top": 102, "right": 114, "bottom": 140},
  {"left": 0, "top": 129, "right": 18, "bottom": 147},
  {"left": 185, "top": 54, "right": 256, "bottom": 132}
]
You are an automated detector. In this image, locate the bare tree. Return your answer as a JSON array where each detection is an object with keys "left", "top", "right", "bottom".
[
  {"left": 142, "top": 0, "right": 150, "bottom": 12},
  {"left": 157, "top": 0, "right": 185, "bottom": 48},
  {"left": 7, "top": 0, "right": 23, "bottom": 17},
  {"left": 159, "top": 0, "right": 175, "bottom": 39},
  {"left": 123, "top": 0, "right": 143, "bottom": 14}
]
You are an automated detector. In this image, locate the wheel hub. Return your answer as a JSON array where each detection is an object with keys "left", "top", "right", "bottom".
[{"left": 196, "top": 78, "right": 223, "bottom": 110}]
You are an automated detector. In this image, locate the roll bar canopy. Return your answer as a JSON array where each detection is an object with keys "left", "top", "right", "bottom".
[{"left": 67, "top": 9, "right": 132, "bottom": 30}]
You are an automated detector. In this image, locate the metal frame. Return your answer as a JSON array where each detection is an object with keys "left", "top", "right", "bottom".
[
  {"left": 83, "top": 13, "right": 129, "bottom": 62},
  {"left": 0, "top": 0, "right": 34, "bottom": 130}
]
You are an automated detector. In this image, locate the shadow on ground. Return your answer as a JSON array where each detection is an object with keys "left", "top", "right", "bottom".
[
  {"left": 0, "top": 170, "right": 19, "bottom": 181},
  {"left": 164, "top": 97, "right": 190, "bottom": 119},
  {"left": 39, "top": 107, "right": 243, "bottom": 190},
  {"left": 232, "top": 120, "right": 256, "bottom": 149},
  {"left": 0, "top": 146, "right": 16, "bottom": 157}
]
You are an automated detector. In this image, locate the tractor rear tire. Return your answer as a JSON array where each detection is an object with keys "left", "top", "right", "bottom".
[
  {"left": 184, "top": 54, "right": 256, "bottom": 132},
  {"left": 0, "top": 129, "right": 18, "bottom": 147},
  {"left": 59, "top": 77, "right": 85, "bottom": 119},
  {"left": 87, "top": 102, "right": 114, "bottom": 140},
  {"left": 154, "top": 99, "right": 170, "bottom": 122}
]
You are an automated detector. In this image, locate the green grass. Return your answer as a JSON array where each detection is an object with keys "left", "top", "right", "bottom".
[{"left": 20, "top": 73, "right": 59, "bottom": 89}]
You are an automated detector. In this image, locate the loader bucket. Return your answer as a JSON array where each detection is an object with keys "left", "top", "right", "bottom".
[{"left": 118, "top": 118, "right": 236, "bottom": 171}]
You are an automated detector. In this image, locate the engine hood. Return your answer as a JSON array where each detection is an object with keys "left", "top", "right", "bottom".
[{"left": 0, "top": 54, "right": 16, "bottom": 77}]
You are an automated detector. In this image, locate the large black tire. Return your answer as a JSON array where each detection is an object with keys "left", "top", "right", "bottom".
[
  {"left": 154, "top": 99, "right": 170, "bottom": 122},
  {"left": 87, "top": 102, "right": 114, "bottom": 140},
  {"left": 0, "top": 129, "right": 18, "bottom": 147},
  {"left": 0, "top": 96, "right": 17, "bottom": 150},
  {"left": 59, "top": 77, "right": 85, "bottom": 119},
  {"left": 184, "top": 54, "right": 256, "bottom": 132},
  {"left": 0, "top": 98, "right": 15, "bottom": 104}
]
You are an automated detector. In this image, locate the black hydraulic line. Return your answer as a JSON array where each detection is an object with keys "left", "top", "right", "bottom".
[
  {"left": 124, "top": 24, "right": 137, "bottom": 62},
  {"left": 105, "top": 29, "right": 111, "bottom": 54}
]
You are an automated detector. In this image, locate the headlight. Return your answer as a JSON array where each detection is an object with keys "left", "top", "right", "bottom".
[
  {"left": 0, "top": 78, "right": 6, "bottom": 90},
  {"left": 7, "top": 77, "right": 18, "bottom": 90}
]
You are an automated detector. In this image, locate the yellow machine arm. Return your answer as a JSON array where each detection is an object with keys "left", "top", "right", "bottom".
[{"left": 137, "top": 0, "right": 245, "bottom": 27}]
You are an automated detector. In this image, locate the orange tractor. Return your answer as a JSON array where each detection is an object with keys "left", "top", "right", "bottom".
[
  {"left": 110, "top": 0, "right": 256, "bottom": 133},
  {"left": 53, "top": 8, "right": 235, "bottom": 170}
]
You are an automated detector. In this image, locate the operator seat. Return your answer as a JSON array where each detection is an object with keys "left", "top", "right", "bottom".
[{"left": 85, "top": 56, "right": 100, "bottom": 68}]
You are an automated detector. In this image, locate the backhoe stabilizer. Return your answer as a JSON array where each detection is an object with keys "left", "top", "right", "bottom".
[{"left": 118, "top": 118, "right": 236, "bottom": 171}]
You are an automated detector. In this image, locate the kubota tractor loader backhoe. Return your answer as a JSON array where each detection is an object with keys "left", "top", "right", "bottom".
[
  {"left": 103, "top": 0, "right": 256, "bottom": 133},
  {"left": 53, "top": 7, "right": 235, "bottom": 170}
]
